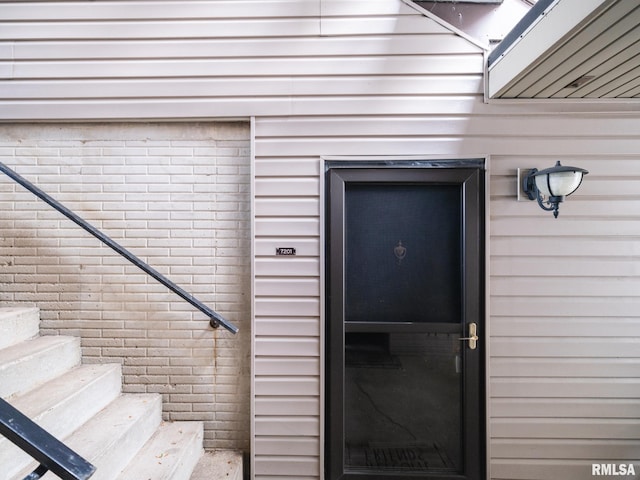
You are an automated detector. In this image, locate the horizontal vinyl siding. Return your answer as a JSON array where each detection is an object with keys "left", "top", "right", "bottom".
[
  {"left": 490, "top": 152, "right": 640, "bottom": 480},
  {"left": 4, "top": 1, "right": 640, "bottom": 480},
  {"left": 252, "top": 116, "right": 324, "bottom": 476},
  {"left": 0, "top": 0, "right": 482, "bottom": 120},
  {"left": 254, "top": 111, "right": 640, "bottom": 479},
  {"left": 243, "top": 4, "right": 486, "bottom": 475}
]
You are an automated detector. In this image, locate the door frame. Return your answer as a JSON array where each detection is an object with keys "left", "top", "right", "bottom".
[{"left": 321, "top": 157, "right": 488, "bottom": 480}]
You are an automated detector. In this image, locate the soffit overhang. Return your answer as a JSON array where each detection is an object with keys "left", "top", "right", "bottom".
[{"left": 488, "top": 0, "right": 640, "bottom": 99}]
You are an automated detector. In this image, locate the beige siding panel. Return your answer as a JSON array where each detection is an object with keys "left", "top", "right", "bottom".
[
  {"left": 0, "top": 43, "right": 11, "bottom": 59},
  {"left": 465, "top": 118, "right": 640, "bottom": 141},
  {"left": 255, "top": 378, "right": 319, "bottom": 396},
  {"left": 490, "top": 236, "right": 640, "bottom": 258},
  {"left": 254, "top": 258, "right": 319, "bottom": 277},
  {"left": 491, "top": 257, "right": 640, "bottom": 277},
  {"left": 290, "top": 74, "right": 484, "bottom": 95},
  {"left": 491, "top": 276, "right": 640, "bottom": 297},
  {"left": 256, "top": 116, "right": 640, "bottom": 140},
  {"left": 255, "top": 160, "right": 320, "bottom": 178},
  {"left": 0, "top": 76, "right": 483, "bottom": 100},
  {"left": 0, "top": 78, "right": 294, "bottom": 99},
  {"left": 491, "top": 358, "right": 640, "bottom": 381},
  {"left": 255, "top": 198, "right": 319, "bottom": 217},
  {"left": 581, "top": 178, "right": 640, "bottom": 196},
  {"left": 493, "top": 197, "right": 640, "bottom": 218},
  {"left": 491, "top": 338, "right": 640, "bottom": 358},
  {"left": 6, "top": 36, "right": 481, "bottom": 60},
  {"left": 0, "top": 96, "right": 489, "bottom": 121},
  {"left": 254, "top": 456, "right": 319, "bottom": 476},
  {"left": 0, "top": 98, "right": 291, "bottom": 121},
  {"left": 492, "top": 419, "right": 640, "bottom": 439},
  {"left": 254, "top": 131, "right": 474, "bottom": 158},
  {"left": 254, "top": 298, "right": 320, "bottom": 317},
  {"left": 492, "top": 439, "right": 640, "bottom": 459},
  {"left": 490, "top": 197, "right": 640, "bottom": 219},
  {"left": 6, "top": 56, "right": 481, "bottom": 80},
  {"left": 254, "top": 338, "right": 319, "bottom": 357},
  {"left": 491, "top": 378, "right": 640, "bottom": 399},
  {"left": 321, "top": 0, "right": 419, "bottom": 16},
  {"left": 491, "top": 398, "right": 640, "bottom": 418},
  {"left": 492, "top": 297, "right": 640, "bottom": 317},
  {"left": 255, "top": 436, "right": 319, "bottom": 456},
  {"left": 255, "top": 318, "right": 319, "bottom": 337},
  {"left": 254, "top": 358, "right": 320, "bottom": 376},
  {"left": 0, "top": 98, "right": 290, "bottom": 121},
  {"left": 0, "top": 1, "right": 320, "bottom": 20},
  {"left": 255, "top": 397, "right": 319, "bottom": 416},
  {"left": 321, "top": 15, "right": 451, "bottom": 36},
  {"left": 287, "top": 95, "right": 483, "bottom": 117},
  {"left": 491, "top": 318, "right": 640, "bottom": 338},
  {"left": 0, "top": 19, "right": 321, "bottom": 40},
  {"left": 255, "top": 278, "right": 320, "bottom": 297},
  {"left": 491, "top": 461, "right": 618, "bottom": 480},
  {"left": 257, "top": 132, "right": 640, "bottom": 158},
  {"left": 255, "top": 115, "right": 483, "bottom": 138},
  {"left": 255, "top": 417, "right": 319, "bottom": 437},
  {"left": 255, "top": 179, "right": 320, "bottom": 197},
  {"left": 254, "top": 218, "right": 319, "bottom": 237}
]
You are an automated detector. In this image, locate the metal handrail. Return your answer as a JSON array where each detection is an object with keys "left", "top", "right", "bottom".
[
  {"left": 0, "top": 398, "right": 96, "bottom": 479},
  {"left": 0, "top": 161, "right": 238, "bottom": 334}
]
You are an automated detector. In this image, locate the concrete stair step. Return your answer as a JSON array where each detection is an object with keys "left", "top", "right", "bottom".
[
  {"left": 0, "top": 335, "right": 81, "bottom": 398},
  {"left": 0, "top": 306, "right": 209, "bottom": 480},
  {"left": 14, "top": 394, "right": 163, "bottom": 480},
  {"left": 190, "top": 450, "right": 243, "bottom": 480},
  {"left": 116, "top": 422, "right": 203, "bottom": 480},
  {"left": 0, "top": 307, "right": 40, "bottom": 350},
  {"left": 0, "top": 363, "right": 123, "bottom": 478}
]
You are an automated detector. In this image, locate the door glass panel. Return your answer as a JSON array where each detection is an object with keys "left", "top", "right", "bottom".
[
  {"left": 344, "top": 331, "right": 462, "bottom": 473},
  {"left": 343, "top": 182, "right": 464, "bottom": 475},
  {"left": 345, "top": 184, "right": 461, "bottom": 324}
]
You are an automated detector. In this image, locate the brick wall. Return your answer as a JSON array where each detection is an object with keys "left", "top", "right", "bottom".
[{"left": 0, "top": 122, "right": 251, "bottom": 451}]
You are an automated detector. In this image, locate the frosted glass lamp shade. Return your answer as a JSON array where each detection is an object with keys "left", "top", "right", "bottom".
[
  {"left": 533, "top": 162, "right": 587, "bottom": 197},
  {"left": 522, "top": 161, "right": 588, "bottom": 218}
]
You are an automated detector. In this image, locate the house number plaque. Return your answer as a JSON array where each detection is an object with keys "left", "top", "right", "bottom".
[{"left": 276, "top": 247, "right": 296, "bottom": 256}]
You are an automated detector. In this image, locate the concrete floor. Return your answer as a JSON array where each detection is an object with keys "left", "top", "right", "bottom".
[{"left": 190, "top": 450, "right": 243, "bottom": 480}]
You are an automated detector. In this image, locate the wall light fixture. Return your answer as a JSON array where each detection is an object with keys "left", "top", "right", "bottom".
[{"left": 522, "top": 161, "right": 588, "bottom": 218}]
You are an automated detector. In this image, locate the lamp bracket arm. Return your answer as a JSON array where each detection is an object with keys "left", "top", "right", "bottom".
[{"left": 536, "top": 194, "right": 556, "bottom": 212}]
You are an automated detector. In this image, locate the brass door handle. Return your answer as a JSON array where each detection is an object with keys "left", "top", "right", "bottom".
[{"left": 459, "top": 322, "right": 478, "bottom": 350}]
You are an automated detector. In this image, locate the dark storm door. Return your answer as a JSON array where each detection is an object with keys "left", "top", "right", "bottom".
[{"left": 326, "top": 165, "right": 484, "bottom": 480}]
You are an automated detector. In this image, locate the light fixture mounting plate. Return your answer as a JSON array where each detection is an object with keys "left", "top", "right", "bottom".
[{"left": 516, "top": 168, "right": 535, "bottom": 202}]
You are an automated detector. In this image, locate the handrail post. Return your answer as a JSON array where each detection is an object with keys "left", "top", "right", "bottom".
[
  {"left": 0, "top": 161, "right": 238, "bottom": 334},
  {"left": 24, "top": 465, "right": 50, "bottom": 480}
]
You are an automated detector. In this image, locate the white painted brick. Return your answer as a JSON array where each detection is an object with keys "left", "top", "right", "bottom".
[{"left": 0, "top": 122, "right": 250, "bottom": 451}]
